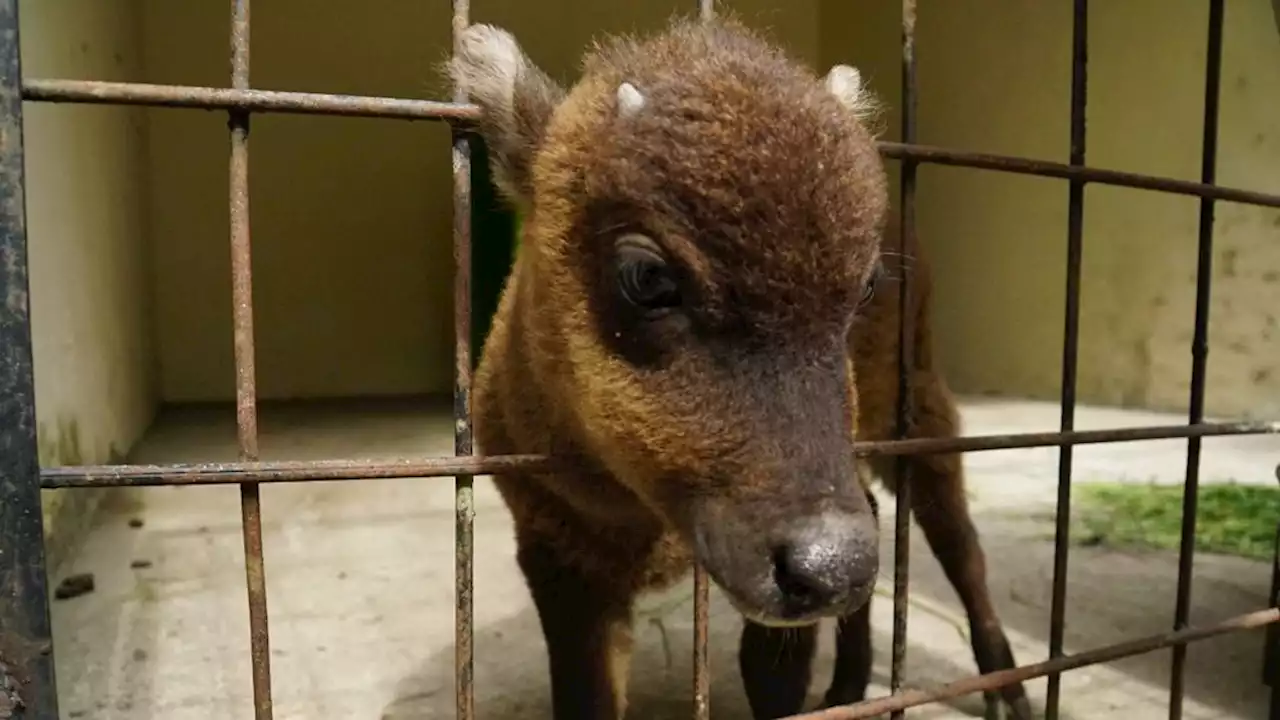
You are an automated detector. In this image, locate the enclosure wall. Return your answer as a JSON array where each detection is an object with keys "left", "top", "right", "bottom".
[
  {"left": 20, "top": 0, "right": 156, "bottom": 570},
  {"left": 823, "top": 0, "right": 1280, "bottom": 420},
  {"left": 142, "top": 0, "right": 818, "bottom": 403}
]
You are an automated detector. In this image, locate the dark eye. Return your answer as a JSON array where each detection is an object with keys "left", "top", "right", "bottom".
[{"left": 616, "top": 234, "right": 681, "bottom": 316}]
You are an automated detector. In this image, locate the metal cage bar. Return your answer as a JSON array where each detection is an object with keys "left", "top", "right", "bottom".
[
  {"left": 691, "top": 0, "right": 715, "bottom": 712},
  {"left": 227, "top": 1, "right": 275, "bottom": 719},
  {"left": 451, "top": 1, "right": 477, "bottom": 718},
  {"left": 1045, "top": 1, "right": 1089, "bottom": 716},
  {"left": 35, "top": 420, "right": 1280, "bottom": 489},
  {"left": 889, "top": 2, "right": 918, "bottom": 717},
  {"left": 0, "top": 2, "right": 58, "bottom": 718},
  {"left": 0, "top": 2, "right": 1277, "bottom": 719},
  {"left": 1169, "top": 2, "right": 1227, "bottom": 717}
]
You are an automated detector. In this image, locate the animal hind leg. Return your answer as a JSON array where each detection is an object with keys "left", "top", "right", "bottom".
[{"left": 877, "top": 375, "right": 1032, "bottom": 720}]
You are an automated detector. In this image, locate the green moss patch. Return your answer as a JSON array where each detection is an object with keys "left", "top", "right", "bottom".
[{"left": 1072, "top": 480, "right": 1280, "bottom": 561}]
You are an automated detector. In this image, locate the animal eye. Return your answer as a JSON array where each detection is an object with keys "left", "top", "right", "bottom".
[{"left": 615, "top": 234, "right": 681, "bottom": 316}]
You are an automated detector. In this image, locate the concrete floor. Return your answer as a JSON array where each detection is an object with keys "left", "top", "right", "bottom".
[{"left": 48, "top": 396, "right": 1279, "bottom": 719}]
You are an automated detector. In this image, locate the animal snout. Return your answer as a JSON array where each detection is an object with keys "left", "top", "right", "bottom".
[{"left": 770, "top": 510, "right": 879, "bottom": 618}]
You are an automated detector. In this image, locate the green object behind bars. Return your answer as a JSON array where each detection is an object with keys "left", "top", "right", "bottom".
[{"left": 469, "top": 137, "right": 519, "bottom": 370}]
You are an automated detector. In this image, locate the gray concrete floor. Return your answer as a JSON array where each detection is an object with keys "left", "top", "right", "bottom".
[{"left": 48, "top": 396, "right": 1278, "bottom": 719}]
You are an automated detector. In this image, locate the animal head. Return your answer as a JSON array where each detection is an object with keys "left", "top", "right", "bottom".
[{"left": 451, "top": 16, "right": 887, "bottom": 626}]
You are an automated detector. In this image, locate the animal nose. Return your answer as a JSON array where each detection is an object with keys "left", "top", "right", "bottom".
[{"left": 770, "top": 511, "right": 878, "bottom": 617}]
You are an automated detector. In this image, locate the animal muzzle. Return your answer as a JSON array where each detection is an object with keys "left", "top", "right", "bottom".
[{"left": 685, "top": 349, "right": 881, "bottom": 625}]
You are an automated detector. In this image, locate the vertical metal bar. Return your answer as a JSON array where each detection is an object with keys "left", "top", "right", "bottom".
[
  {"left": 890, "top": 2, "right": 918, "bottom": 717},
  {"left": 228, "top": 2, "right": 273, "bottom": 719},
  {"left": 0, "top": 3, "right": 60, "bottom": 718},
  {"left": 692, "top": 566, "right": 711, "bottom": 720},
  {"left": 690, "top": 7, "right": 713, "bottom": 719},
  {"left": 1267, "top": 469, "right": 1279, "bottom": 716},
  {"left": 451, "top": 2, "right": 476, "bottom": 719},
  {"left": 1168, "top": 3, "right": 1224, "bottom": 718},
  {"left": 1044, "top": 2, "right": 1089, "bottom": 717}
]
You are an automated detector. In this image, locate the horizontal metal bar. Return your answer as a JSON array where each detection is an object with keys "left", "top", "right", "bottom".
[
  {"left": 21, "top": 79, "right": 1280, "bottom": 210},
  {"left": 39, "top": 420, "right": 1278, "bottom": 489},
  {"left": 880, "top": 142, "right": 1280, "bottom": 209},
  {"left": 789, "top": 606, "right": 1280, "bottom": 720},
  {"left": 788, "top": 604, "right": 1280, "bottom": 717},
  {"left": 23, "top": 79, "right": 480, "bottom": 122}
]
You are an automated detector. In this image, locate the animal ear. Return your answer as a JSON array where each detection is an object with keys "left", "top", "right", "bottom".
[
  {"left": 447, "top": 24, "right": 566, "bottom": 205},
  {"left": 822, "top": 64, "right": 878, "bottom": 123}
]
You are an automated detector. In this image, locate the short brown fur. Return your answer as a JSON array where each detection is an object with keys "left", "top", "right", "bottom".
[{"left": 450, "top": 15, "right": 1032, "bottom": 720}]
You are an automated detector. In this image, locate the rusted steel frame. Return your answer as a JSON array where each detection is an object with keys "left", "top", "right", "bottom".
[
  {"left": 1267, "top": 468, "right": 1279, "bottom": 711},
  {"left": 22, "top": 79, "right": 480, "bottom": 122},
  {"left": 450, "top": 2, "right": 476, "bottom": 718},
  {"left": 20, "top": 78, "right": 1280, "bottom": 210},
  {"left": 1045, "top": 2, "right": 1088, "bottom": 717},
  {"left": 784, "top": 607, "right": 1280, "bottom": 720},
  {"left": 39, "top": 420, "right": 1280, "bottom": 489},
  {"left": 227, "top": 2, "right": 273, "bottom": 719},
  {"left": 878, "top": 143, "right": 1280, "bottom": 209},
  {"left": 0, "top": 2, "right": 59, "bottom": 717},
  {"left": 691, "top": 5, "right": 714, "bottom": 719},
  {"left": 688, "top": 3, "right": 719, "bottom": 716},
  {"left": 888, "top": 2, "right": 918, "bottom": 718},
  {"left": 1169, "top": 3, "right": 1225, "bottom": 716}
]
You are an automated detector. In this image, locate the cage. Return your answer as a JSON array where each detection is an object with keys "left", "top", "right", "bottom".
[{"left": 2, "top": 0, "right": 1278, "bottom": 719}]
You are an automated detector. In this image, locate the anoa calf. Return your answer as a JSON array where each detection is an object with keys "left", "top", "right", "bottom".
[{"left": 449, "top": 15, "right": 1032, "bottom": 720}]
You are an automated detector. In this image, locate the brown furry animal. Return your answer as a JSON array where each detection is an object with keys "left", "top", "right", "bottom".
[{"left": 450, "top": 15, "right": 1031, "bottom": 720}]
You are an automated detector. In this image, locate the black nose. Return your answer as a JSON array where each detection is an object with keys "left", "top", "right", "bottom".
[{"left": 771, "top": 511, "right": 879, "bottom": 617}]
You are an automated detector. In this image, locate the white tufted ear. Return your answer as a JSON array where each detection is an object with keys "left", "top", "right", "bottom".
[
  {"left": 445, "top": 23, "right": 566, "bottom": 204},
  {"left": 824, "top": 65, "right": 863, "bottom": 110},
  {"left": 823, "top": 64, "right": 879, "bottom": 123},
  {"left": 617, "top": 82, "right": 646, "bottom": 118}
]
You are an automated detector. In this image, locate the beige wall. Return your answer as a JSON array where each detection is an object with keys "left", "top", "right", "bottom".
[
  {"left": 25, "top": 1, "right": 1277, "bottom": 420},
  {"left": 21, "top": 0, "right": 156, "bottom": 569},
  {"left": 142, "top": 0, "right": 817, "bottom": 403},
  {"left": 824, "top": 0, "right": 1280, "bottom": 420}
]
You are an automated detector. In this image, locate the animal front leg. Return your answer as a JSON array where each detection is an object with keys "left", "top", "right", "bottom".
[
  {"left": 822, "top": 601, "right": 873, "bottom": 709},
  {"left": 739, "top": 620, "right": 818, "bottom": 719},
  {"left": 517, "top": 540, "right": 635, "bottom": 720}
]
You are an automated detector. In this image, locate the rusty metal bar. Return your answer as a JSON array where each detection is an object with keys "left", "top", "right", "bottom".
[
  {"left": 889, "top": 2, "right": 918, "bottom": 717},
  {"left": 877, "top": 142, "right": 1280, "bottom": 209},
  {"left": 19, "top": 78, "right": 1280, "bottom": 210},
  {"left": 1045, "top": 2, "right": 1089, "bottom": 717},
  {"left": 692, "top": 5, "right": 714, "bottom": 718},
  {"left": 692, "top": 564, "right": 711, "bottom": 720},
  {"left": 1169, "top": 3, "right": 1225, "bottom": 717},
  {"left": 0, "top": 2, "right": 59, "bottom": 717},
  {"left": 784, "top": 607, "right": 1280, "bottom": 720},
  {"left": 1267, "top": 469, "right": 1279, "bottom": 712},
  {"left": 1264, "top": 481, "right": 1274, "bottom": 712},
  {"left": 228, "top": 2, "right": 273, "bottom": 719},
  {"left": 451, "top": 2, "right": 476, "bottom": 718},
  {"left": 21, "top": 79, "right": 479, "bottom": 122},
  {"left": 38, "top": 420, "right": 1280, "bottom": 489}
]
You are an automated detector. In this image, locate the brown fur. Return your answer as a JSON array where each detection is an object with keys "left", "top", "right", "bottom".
[{"left": 450, "top": 15, "right": 1032, "bottom": 720}]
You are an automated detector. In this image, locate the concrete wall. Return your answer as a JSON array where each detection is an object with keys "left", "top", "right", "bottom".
[
  {"left": 823, "top": 0, "right": 1280, "bottom": 421},
  {"left": 141, "top": 0, "right": 817, "bottom": 403},
  {"left": 20, "top": 0, "right": 156, "bottom": 570}
]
